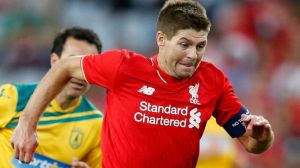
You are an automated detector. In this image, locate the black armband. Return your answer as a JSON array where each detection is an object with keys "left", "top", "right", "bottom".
[{"left": 223, "top": 106, "right": 251, "bottom": 138}]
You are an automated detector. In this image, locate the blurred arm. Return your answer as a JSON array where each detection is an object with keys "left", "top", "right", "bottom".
[
  {"left": 11, "top": 56, "right": 85, "bottom": 163},
  {"left": 20, "top": 55, "right": 84, "bottom": 124}
]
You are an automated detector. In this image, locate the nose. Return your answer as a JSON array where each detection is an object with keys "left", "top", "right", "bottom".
[{"left": 186, "top": 47, "right": 198, "bottom": 60}]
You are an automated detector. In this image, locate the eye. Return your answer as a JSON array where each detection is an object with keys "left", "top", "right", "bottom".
[
  {"left": 196, "top": 42, "right": 206, "bottom": 50},
  {"left": 179, "top": 43, "right": 189, "bottom": 48}
]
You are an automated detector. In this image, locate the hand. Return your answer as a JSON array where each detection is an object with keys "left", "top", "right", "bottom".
[
  {"left": 241, "top": 114, "right": 272, "bottom": 142},
  {"left": 72, "top": 158, "right": 90, "bottom": 168},
  {"left": 10, "top": 117, "right": 39, "bottom": 163}
]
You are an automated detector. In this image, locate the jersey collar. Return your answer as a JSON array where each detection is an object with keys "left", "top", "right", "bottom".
[
  {"left": 150, "top": 55, "right": 189, "bottom": 84},
  {"left": 50, "top": 96, "right": 82, "bottom": 113}
]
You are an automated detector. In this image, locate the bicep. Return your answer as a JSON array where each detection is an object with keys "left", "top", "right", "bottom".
[{"left": 63, "top": 56, "right": 85, "bottom": 81}]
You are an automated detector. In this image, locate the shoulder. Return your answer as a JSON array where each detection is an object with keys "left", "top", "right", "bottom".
[
  {"left": 84, "top": 49, "right": 149, "bottom": 66},
  {"left": 198, "top": 61, "right": 226, "bottom": 80},
  {"left": 0, "top": 83, "right": 29, "bottom": 98},
  {"left": 13, "top": 83, "right": 38, "bottom": 93},
  {"left": 199, "top": 61, "right": 224, "bottom": 74},
  {"left": 0, "top": 83, "right": 37, "bottom": 112},
  {"left": 105, "top": 49, "right": 151, "bottom": 70},
  {"left": 101, "top": 49, "right": 148, "bottom": 61},
  {"left": 0, "top": 83, "right": 17, "bottom": 94},
  {"left": 13, "top": 83, "right": 38, "bottom": 112},
  {"left": 0, "top": 83, "right": 18, "bottom": 102},
  {"left": 81, "top": 97, "right": 103, "bottom": 116}
]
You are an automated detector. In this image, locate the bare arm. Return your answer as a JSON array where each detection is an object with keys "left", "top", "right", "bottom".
[
  {"left": 237, "top": 114, "right": 274, "bottom": 154},
  {"left": 23, "top": 56, "right": 84, "bottom": 123},
  {"left": 11, "top": 56, "right": 84, "bottom": 163}
]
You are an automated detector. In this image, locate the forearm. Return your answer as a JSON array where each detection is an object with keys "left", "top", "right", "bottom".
[
  {"left": 20, "top": 60, "right": 72, "bottom": 125},
  {"left": 238, "top": 131, "right": 274, "bottom": 154}
]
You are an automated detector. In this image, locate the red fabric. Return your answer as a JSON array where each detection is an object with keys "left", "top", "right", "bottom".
[{"left": 82, "top": 50, "right": 242, "bottom": 168}]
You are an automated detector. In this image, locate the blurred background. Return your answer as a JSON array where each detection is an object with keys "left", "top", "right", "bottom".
[{"left": 0, "top": 0, "right": 299, "bottom": 167}]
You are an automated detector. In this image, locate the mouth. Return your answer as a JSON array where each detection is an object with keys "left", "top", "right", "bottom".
[
  {"left": 69, "top": 79, "right": 87, "bottom": 90},
  {"left": 179, "top": 62, "right": 195, "bottom": 68},
  {"left": 180, "top": 63, "right": 193, "bottom": 67}
]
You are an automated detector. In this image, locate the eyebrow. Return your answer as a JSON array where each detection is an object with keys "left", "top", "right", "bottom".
[
  {"left": 178, "top": 37, "right": 206, "bottom": 44},
  {"left": 178, "top": 37, "right": 190, "bottom": 42}
]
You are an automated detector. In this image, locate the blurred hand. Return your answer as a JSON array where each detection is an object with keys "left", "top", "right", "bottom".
[
  {"left": 10, "top": 118, "right": 38, "bottom": 163},
  {"left": 72, "top": 158, "right": 90, "bottom": 168},
  {"left": 241, "top": 114, "right": 272, "bottom": 142}
]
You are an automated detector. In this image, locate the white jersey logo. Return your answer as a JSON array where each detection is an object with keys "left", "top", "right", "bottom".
[
  {"left": 188, "top": 108, "right": 201, "bottom": 129},
  {"left": 189, "top": 83, "right": 200, "bottom": 105},
  {"left": 138, "top": 85, "right": 155, "bottom": 95}
]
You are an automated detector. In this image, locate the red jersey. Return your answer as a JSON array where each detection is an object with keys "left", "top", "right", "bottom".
[{"left": 82, "top": 50, "right": 249, "bottom": 168}]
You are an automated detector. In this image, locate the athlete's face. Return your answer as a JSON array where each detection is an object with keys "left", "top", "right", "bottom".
[
  {"left": 51, "top": 37, "right": 98, "bottom": 98},
  {"left": 157, "top": 29, "right": 208, "bottom": 79}
]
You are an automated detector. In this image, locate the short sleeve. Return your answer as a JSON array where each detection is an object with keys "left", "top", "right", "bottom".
[
  {"left": 81, "top": 50, "right": 125, "bottom": 90},
  {"left": 0, "top": 84, "right": 18, "bottom": 128},
  {"left": 212, "top": 73, "right": 251, "bottom": 138},
  {"left": 213, "top": 74, "right": 242, "bottom": 125}
]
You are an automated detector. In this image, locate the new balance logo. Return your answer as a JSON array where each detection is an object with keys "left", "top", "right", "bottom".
[
  {"left": 188, "top": 108, "right": 201, "bottom": 129},
  {"left": 138, "top": 85, "right": 155, "bottom": 95}
]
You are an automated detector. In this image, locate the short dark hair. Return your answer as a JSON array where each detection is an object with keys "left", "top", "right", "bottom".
[
  {"left": 51, "top": 27, "right": 102, "bottom": 57},
  {"left": 157, "top": 0, "right": 211, "bottom": 39}
]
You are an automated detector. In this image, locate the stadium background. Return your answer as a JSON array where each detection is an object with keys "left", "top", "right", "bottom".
[{"left": 0, "top": 0, "right": 299, "bottom": 167}]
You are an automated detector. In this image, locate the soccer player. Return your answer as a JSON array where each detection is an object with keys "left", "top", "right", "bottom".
[
  {"left": 11, "top": 0, "right": 274, "bottom": 167},
  {"left": 0, "top": 27, "right": 103, "bottom": 168}
]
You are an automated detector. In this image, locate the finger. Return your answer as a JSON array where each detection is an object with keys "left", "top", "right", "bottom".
[
  {"left": 72, "top": 157, "right": 79, "bottom": 167},
  {"left": 243, "top": 115, "right": 253, "bottom": 125},
  {"left": 253, "top": 118, "right": 268, "bottom": 126},
  {"left": 241, "top": 114, "right": 252, "bottom": 127},
  {"left": 14, "top": 145, "right": 20, "bottom": 159},
  {"left": 264, "top": 123, "right": 271, "bottom": 129},
  {"left": 241, "top": 114, "right": 251, "bottom": 122},
  {"left": 24, "top": 152, "right": 34, "bottom": 163},
  {"left": 72, "top": 158, "right": 89, "bottom": 168},
  {"left": 18, "top": 149, "right": 25, "bottom": 163},
  {"left": 246, "top": 116, "right": 256, "bottom": 130},
  {"left": 72, "top": 161, "right": 89, "bottom": 168},
  {"left": 253, "top": 116, "right": 270, "bottom": 127},
  {"left": 23, "top": 141, "right": 38, "bottom": 163}
]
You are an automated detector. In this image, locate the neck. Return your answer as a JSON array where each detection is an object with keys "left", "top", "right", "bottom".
[
  {"left": 157, "top": 54, "right": 173, "bottom": 77},
  {"left": 55, "top": 92, "right": 80, "bottom": 110}
]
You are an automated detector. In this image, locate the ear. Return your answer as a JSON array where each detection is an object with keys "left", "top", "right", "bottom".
[
  {"left": 156, "top": 31, "right": 166, "bottom": 47},
  {"left": 50, "top": 53, "right": 60, "bottom": 67}
]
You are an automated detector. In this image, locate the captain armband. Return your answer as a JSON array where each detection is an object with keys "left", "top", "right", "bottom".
[{"left": 223, "top": 106, "right": 251, "bottom": 138}]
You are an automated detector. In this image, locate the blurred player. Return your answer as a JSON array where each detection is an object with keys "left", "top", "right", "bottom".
[
  {"left": 0, "top": 27, "right": 103, "bottom": 168},
  {"left": 196, "top": 118, "right": 249, "bottom": 168},
  {"left": 12, "top": 0, "right": 274, "bottom": 167}
]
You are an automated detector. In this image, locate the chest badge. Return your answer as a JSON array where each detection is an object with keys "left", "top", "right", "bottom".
[
  {"left": 189, "top": 83, "right": 200, "bottom": 105},
  {"left": 69, "top": 128, "right": 84, "bottom": 149}
]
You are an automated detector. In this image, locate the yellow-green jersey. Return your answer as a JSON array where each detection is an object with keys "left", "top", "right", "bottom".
[
  {"left": 0, "top": 83, "right": 103, "bottom": 168},
  {"left": 196, "top": 117, "right": 237, "bottom": 168}
]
